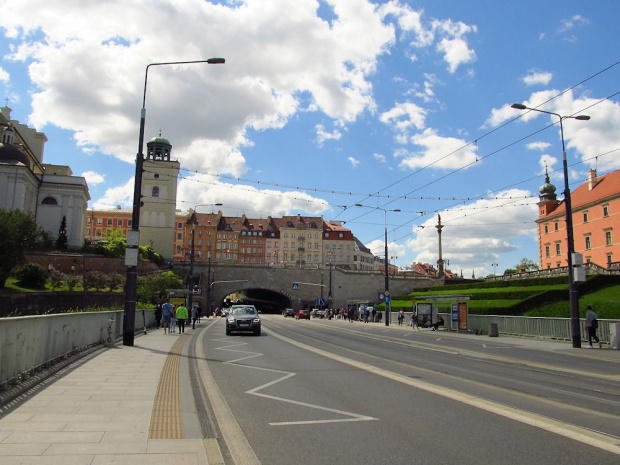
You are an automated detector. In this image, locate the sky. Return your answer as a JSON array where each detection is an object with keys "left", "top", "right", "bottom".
[{"left": 1, "top": 0, "right": 620, "bottom": 277}]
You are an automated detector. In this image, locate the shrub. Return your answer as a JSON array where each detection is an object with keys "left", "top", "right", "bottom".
[
  {"left": 108, "top": 272, "right": 125, "bottom": 291},
  {"left": 48, "top": 270, "right": 65, "bottom": 290},
  {"left": 13, "top": 263, "right": 48, "bottom": 289},
  {"left": 66, "top": 274, "right": 81, "bottom": 291},
  {"left": 84, "top": 271, "right": 107, "bottom": 291}
]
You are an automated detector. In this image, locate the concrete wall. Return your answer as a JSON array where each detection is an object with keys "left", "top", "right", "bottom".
[{"left": 0, "top": 310, "right": 155, "bottom": 387}]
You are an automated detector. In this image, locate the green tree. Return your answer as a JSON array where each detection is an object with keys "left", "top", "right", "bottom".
[
  {"left": 137, "top": 271, "right": 184, "bottom": 304},
  {"left": 515, "top": 258, "right": 539, "bottom": 272},
  {"left": 13, "top": 262, "right": 48, "bottom": 288},
  {"left": 102, "top": 230, "right": 126, "bottom": 258},
  {"left": 56, "top": 215, "right": 68, "bottom": 250},
  {"left": 0, "top": 209, "right": 52, "bottom": 288}
]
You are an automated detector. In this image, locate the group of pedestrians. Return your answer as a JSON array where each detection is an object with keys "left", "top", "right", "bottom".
[{"left": 154, "top": 300, "right": 202, "bottom": 334}]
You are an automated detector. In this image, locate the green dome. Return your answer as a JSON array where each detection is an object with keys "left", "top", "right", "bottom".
[{"left": 148, "top": 135, "right": 171, "bottom": 146}]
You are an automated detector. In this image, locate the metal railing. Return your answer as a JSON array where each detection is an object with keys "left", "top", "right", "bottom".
[{"left": 388, "top": 311, "right": 619, "bottom": 344}]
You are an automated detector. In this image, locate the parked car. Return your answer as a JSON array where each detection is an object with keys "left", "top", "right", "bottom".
[
  {"left": 295, "top": 309, "right": 310, "bottom": 320},
  {"left": 283, "top": 308, "right": 296, "bottom": 317},
  {"left": 226, "top": 305, "right": 261, "bottom": 336}
]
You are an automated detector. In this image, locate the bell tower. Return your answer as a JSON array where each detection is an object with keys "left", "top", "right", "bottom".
[{"left": 140, "top": 134, "right": 180, "bottom": 259}]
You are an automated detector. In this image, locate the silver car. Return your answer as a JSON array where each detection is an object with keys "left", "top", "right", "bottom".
[{"left": 225, "top": 305, "right": 261, "bottom": 336}]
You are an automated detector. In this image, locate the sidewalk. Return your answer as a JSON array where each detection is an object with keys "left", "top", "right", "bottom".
[{"left": 0, "top": 325, "right": 220, "bottom": 465}]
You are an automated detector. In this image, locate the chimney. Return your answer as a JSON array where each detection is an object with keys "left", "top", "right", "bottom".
[{"left": 588, "top": 169, "right": 598, "bottom": 191}]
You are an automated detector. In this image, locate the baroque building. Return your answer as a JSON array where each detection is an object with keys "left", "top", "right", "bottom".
[
  {"left": 0, "top": 106, "right": 89, "bottom": 249},
  {"left": 536, "top": 168, "right": 620, "bottom": 269}
]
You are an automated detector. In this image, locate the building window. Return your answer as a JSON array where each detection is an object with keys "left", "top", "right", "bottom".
[
  {"left": 544, "top": 224, "right": 548, "bottom": 234},
  {"left": 583, "top": 212, "right": 588, "bottom": 223},
  {"left": 554, "top": 222, "right": 559, "bottom": 231},
  {"left": 177, "top": 222, "right": 183, "bottom": 229},
  {"left": 41, "top": 196, "right": 57, "bottom": 205},
  {"left": 605, "top": 230, "right": 612, "bottom": 246},
  {"left": 177, "top": 246, "right": 182, "bottom": 253},
  {"left": 97, "top": 218, "right": 103, "bottom": 225},
  {"left": 603, "top": 205, "right": 609, "bottom": 217},
  {"left": 585, "top": 235, "right": 591, "bottom": 250},
  {"left": 555, "top": 242, "right": 561, "bottom": 256},
  {"left": 607, "top": 254, "right": 613, "bottom": 265},
  {"left": 128, "top": 220, "right": 132, "bottom": 226},
  {"left": 545, "top": 245, "right": 550, "bottom": 258},
  {"left": 116, "top": 219, "right": 122, "bottom": 226},
  {"left": 107, "top": 219, "right": 113, "bottom": 225},
  {"left": 177, "top": 232, "right": 182, "bottom": 240},
  {"left": 152, "top": 186, "right": 159, "bottom": 197}
]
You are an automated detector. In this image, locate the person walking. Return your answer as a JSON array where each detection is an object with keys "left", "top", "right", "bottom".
[
  {"left": 411, "top": 310, "right": 419, "bottom": 331},
  {"left": 191, "top": 305, "right": 199, "bottom": 329},
  {"left": 398, "top": 309, "right": 404, "bottom": 326},
  {"left": 154, "top": 303, "right": 162, "bottom": 329},
  {"left": 162, "top": 300, "right": 173, "bottom": 334},
  {"left": 170, "top": 306, "right": 177, "bottom": 334},
  {"left": 176, "top": 304, "right": 188, "bottom": 334},
  {"left": 585, "top": 305, "right": 602, "bottom": 348}
]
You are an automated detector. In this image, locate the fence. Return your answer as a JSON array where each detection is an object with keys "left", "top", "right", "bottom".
[
  {"left": 0, "top": 310, "right": 155, "bottom": 388},
  {"left": 389, "top": 311, "right": 619, "bottom": 344}
]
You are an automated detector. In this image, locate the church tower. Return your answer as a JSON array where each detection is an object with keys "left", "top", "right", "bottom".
[
  {"left": 140, "top": 134, "right": 180, "bottom": 259},
  {"left": 537, "top": 167, "right": 559, "bottom": 217}
]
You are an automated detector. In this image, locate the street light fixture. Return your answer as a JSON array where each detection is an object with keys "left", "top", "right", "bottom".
[
  {"left": 355, "top": 204, "right": 401, "bottom": 326},
  {"left": 123, "top": 58, "right": 225, "bottom": 346},
  {"left": 511, "top": 103, "right": 590, "bottom": 348}
]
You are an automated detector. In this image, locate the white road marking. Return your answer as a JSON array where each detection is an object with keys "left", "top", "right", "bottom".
[
  {"left": 213, "top": 338, "right": 377, "bottom": 427},
  {"left": 266, "top": 324, "right": 620, "bottom": 456}
]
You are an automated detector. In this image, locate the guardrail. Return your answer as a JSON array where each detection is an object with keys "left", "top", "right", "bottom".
[
  {"left": 389, "top": 311, "right": 619, "bottom": 344},
  {"left": 0, "top": 310, "right": 155, "bottom": 388}
]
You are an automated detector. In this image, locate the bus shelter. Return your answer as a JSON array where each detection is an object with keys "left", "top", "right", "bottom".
[{"left": 420, "top": 295, "right": 471, "bottom": 333}]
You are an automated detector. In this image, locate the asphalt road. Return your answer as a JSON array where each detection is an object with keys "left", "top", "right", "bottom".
[{"left": 192, "top": 315, "right": 620, "bottom": 465}]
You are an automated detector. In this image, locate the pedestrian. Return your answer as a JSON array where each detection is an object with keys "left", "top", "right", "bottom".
[
  {"left": 176, "top": 304, "right": 188, "bottom": 333},
  {"left": 431, "top": 314, "right": 444, "bottom": 331},
  {"left": 196, "top": 303, "right": 202, "bottom": 322},
  {"left": 411, "top": 310, "right": 419, "bottom": 331},
  {"left": 170, "top": 306, "right": 177, "bottom": 334},
  {"left": 364, "top": 308, "right": 369, "bottom": 323},
  {"left": 191, "top": 305, "right": 199, "bottom": 329},
  {"left": 585, "top": 305, "right": 602, "bottom": 349},
  {"left": 371, "top": 307, "right": 376, "bottom": 322},
  {"left": 398, "top": 309, "right": 404, "bottom": 326},
  {"left": 154, "top": 303, "right": 162, "bottom": 329},
  {"left": 377, "top": 311, "right": 382, "bottom": 323},
  {"left": 162, "top": 299, "right": 173, "bottom": 334}
]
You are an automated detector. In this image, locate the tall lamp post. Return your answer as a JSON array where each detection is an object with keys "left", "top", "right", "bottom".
[
  {"left": 511, "top": 103, "right": 590, "bottom": 349},
  {"left": 355, "top": 204, "right": 401, "bottom": 326},
  {"left": 123, "top": 57, "right": 225, "bottom": 346}
]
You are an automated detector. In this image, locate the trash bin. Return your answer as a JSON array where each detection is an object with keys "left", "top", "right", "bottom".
[{"left": 488, "top": 323, "right": 499, "bottom": 337}]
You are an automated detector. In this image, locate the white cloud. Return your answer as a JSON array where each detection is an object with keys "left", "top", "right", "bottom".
[
  {"left": 559, "top": 15, "right": 589, "bottom": 32},
  {"left": 2, "top": 0, "right": 395, "bottom": 172},
  {"left": 379, "top": 101, "right": 427, "bottom": 139},
  {"left": 526, "top": 142, "right": 551, "bottom": 151},
  {"left": 397, "top": 128, "right": 478, "bottom": 170},
  {"left": 374, "top": 153, "right": 386, "bottom": 163},
  {"left": 315, "top": 124, "right": 342, "bottom": 146},
  {"left": 405, "top": 189, "right": 538, "bottom": 276},
  {"left": 488, "top": 89, "right": 620, "bottom": 174},
  {"left": 91, "top": 178, "right": 134, "bottom": 210},
  {"left": 0, "top": 66, "right": 9, "bottom": 83},
  {"left": 523, "top": 71, "right": 552, "bottom": 86},
  {"left": 81, "top": 171, "right": 105, "bottom": 185},
  {"left": 348, "top": 156, "right": 360, "bottom": 167}
]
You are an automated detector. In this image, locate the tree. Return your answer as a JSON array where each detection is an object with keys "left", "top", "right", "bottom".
[
  {"left": 514, "top": 258, "right": 539, "bottom": 272},
  {"left": 102, "top": 230, "right": 126, "bottom": 258},
  {"left": 56, "top": 216, "right": 68, "bottom": 250},
  {"left": 0, "top": 209, "right": 52, "bottom": 288}
]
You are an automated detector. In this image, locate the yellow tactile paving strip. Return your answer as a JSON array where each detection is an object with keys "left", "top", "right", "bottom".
[{"left": 149, "top": 334, "right": 188, "bottom": 439}]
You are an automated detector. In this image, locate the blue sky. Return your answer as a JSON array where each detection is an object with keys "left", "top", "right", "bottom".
[{"left": 1, "top": 0, "right": 619, "bottom": 276}]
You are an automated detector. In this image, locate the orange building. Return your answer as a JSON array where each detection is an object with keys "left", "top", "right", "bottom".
[
  {"left": 85, "top": 206, "right": 187, "bottom": 261},
  {"left": 536, "top": 168, "right": 620, "bottom": 269}
]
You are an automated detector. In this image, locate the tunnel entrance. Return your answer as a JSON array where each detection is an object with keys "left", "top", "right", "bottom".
[{"left": 221, "top": 288, "right": 292, "bottom": 314}]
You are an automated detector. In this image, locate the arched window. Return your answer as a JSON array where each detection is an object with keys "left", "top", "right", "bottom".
[
  {"left": 41, "top": 196, "right": 57, "bottom": 205},
  {"left": 152, "top": 186, "right": 159, "bottom": 197}
]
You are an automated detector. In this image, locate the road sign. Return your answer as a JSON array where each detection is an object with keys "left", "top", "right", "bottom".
[{"left": 292, "top": 282, "right": 300, "bottom": 290}]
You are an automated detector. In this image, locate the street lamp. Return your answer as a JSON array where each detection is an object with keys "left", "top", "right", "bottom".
[
  {"left": 511, "top": 103, "right": 590, "bottom": 348},
  {"left": 355, "top": 204, "right": 401, "bottom": 326},
  {"left": 123, "top": 57, "right": 225, "bottom": 346}
]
